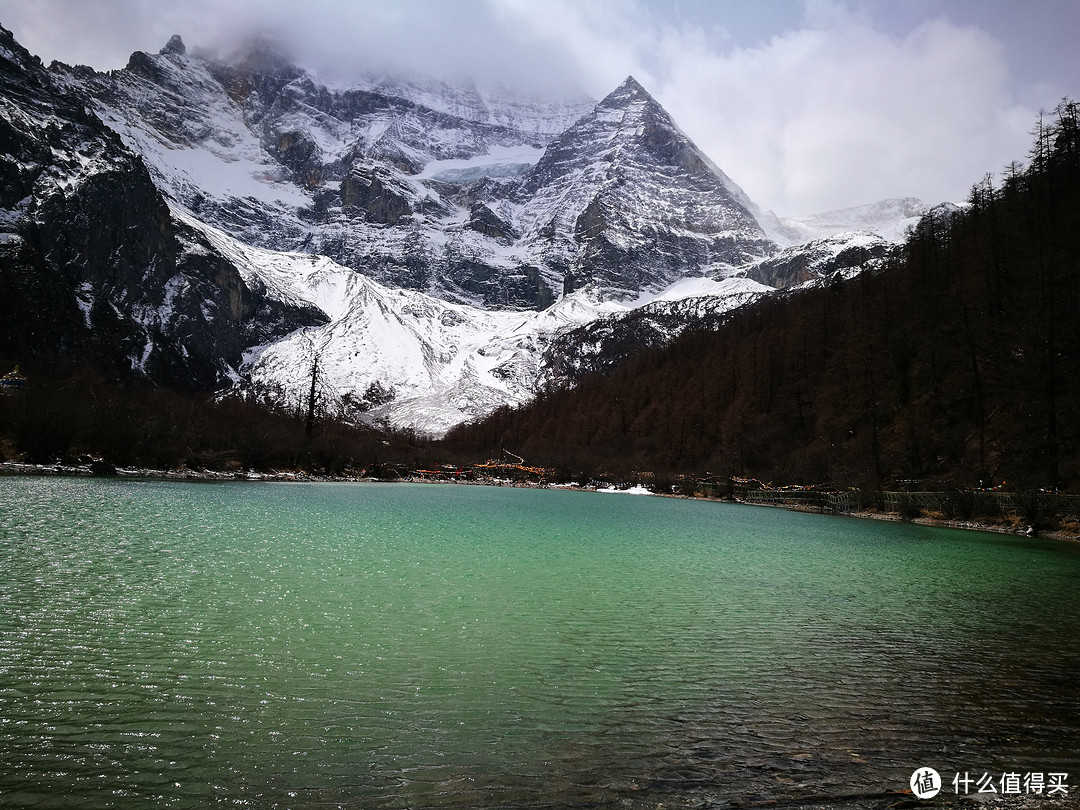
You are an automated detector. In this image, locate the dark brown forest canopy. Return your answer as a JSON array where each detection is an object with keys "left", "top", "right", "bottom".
[
  {"left": 444, "top": 101, "right": 1080, "bottom": 492},
  {"left": 0, "top": 359, "right": 427, "bottom": 475}
]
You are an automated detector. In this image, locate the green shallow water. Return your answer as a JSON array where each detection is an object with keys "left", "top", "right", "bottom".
[{"left": 1, "top": 478, "right": 1079, "bottom": 809}]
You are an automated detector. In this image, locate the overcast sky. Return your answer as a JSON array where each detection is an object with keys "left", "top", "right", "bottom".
[{"left": 1, "top": 0, "right": 1076, "bottom": 215}]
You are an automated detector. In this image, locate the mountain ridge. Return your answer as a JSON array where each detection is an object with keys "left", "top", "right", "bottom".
[{"left": 0, "top": 25, "right": 936, "bottom": 435}]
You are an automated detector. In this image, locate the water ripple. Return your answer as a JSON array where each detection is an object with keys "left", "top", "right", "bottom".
[{"left": 2, "top": 479, "right": 1080, "bottom": 808}]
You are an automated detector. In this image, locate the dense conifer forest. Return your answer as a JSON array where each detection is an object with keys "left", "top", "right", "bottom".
[
  {"left": 444, "top": 102, "right": 1080, "bottom": 491},
  {"left": 0, "top": 359, "right": 427, "bottom": 474}
]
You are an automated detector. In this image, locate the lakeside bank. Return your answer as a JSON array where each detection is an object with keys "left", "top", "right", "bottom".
[{"left": 4, "top": 459, "right": 1079, "bottom": 543}]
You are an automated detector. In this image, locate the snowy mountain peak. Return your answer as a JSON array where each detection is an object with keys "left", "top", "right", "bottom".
[
  {"left": 593, "top": 74, "right": 667, "bottom": 125},
  {"left": 515, "top": 76, "right": 774, "bottom": 297},
  {"left": 608, "top": 75, "right": 649, "bottom": 99},
  {"left": 160, "top": 34, "right": 186, "bottom": 56}
]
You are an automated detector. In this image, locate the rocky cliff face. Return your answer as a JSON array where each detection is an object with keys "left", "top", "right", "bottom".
[{"left": 0, "top": 25, "right": 325, "bottom": 389}]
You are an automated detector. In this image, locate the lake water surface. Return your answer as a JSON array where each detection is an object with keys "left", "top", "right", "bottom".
[{"left": 1, "top": 477, "right": 1079, "bottom": 809}]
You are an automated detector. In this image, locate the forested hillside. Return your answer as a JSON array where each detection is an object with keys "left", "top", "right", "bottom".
[{"left": 445, "top": 102, "right": 1080, "bottom": 491}]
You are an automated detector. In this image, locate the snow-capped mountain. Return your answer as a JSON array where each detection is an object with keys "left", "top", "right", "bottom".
[
  {"left": 509, "top": 75, "right": 775, "bottom": 297},
  {"left": 763, "top": 197, "right": 933, "bottom": 246},
  {"left": 0, "top": 25, "right": 325, "bottom": 391},
  {"left": 0, "top": 24, "right": 934, "bottom": 435},
  {"left": 60, "top": 37, "right": 776, "bottom": 308}
]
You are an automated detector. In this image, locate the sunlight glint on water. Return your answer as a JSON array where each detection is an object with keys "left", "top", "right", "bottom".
[{"left": 1, "top": 478, "right": 1079, "bottom": 808}]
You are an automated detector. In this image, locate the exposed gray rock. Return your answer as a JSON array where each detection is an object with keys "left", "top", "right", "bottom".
[
  {"left": 340, "top": 167, "right": 413, "bottom": 224},
  {"left": 0, "top": 24, "right": 326, "bottom": 390},
  {"left": 746, "top": 232, "right": 894, "bottom": 289},
  {"left": 160, "top": 34, "right": 186, "bottom": 56},
  {"left": 466, "top": 203, "right": 516, "bottom": 240}
]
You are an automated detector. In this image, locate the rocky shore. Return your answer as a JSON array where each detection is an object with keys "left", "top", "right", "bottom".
[
  {"left": 0, "top": 460, "right": 347, "bottom": 482},
  {"left": 4, "top": 460, "right": 1078, "bottom": 543}
]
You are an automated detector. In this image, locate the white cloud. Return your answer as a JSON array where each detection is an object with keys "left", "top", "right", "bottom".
[{"left": 490, "top": 0, "right": 1039, "bottom": 214}]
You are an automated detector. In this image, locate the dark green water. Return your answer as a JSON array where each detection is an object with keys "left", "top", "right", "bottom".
[{"left": 1, "top": 478, "right": 1079, "bottom": 809}]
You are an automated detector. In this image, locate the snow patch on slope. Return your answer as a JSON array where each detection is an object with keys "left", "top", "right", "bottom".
[
  {"left": 162, "top": 146, "right": 310, "bottom": 206},
  {"left": 418, "top": 143, "right": 545, "bottom": 182},
  {"left": 176, "top": 210, "right": 628, "bottom": 435},
  {"left": 645, "top": 275, "right": 768, "bottom": 304}
]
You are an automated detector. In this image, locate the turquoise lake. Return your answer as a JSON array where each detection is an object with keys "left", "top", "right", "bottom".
[{"left": 1, "top": 477, "right": 1079, "bottom": 808}]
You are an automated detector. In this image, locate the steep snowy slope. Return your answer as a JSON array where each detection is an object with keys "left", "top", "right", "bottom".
[
  {"left": 178, "top": 212, "right": 630, "bottom": 433},
  {"left": 0, "top": 25, "right": 323, "bottom": 390}
]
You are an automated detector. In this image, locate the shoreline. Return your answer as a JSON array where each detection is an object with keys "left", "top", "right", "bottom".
[
  {"left": 3, "top": 460, "right": 1078, "bottom": 543},
  {"left": 736, "top": 496, "right": 1080, "bottom": 544}
]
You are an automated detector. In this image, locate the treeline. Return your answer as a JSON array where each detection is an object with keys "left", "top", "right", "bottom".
[
  {"left": 0, "top": 358, "right": 428, "bottom": 474},
  {"left": 444, "top": 101, "right": 1080, "bottom": 491}
]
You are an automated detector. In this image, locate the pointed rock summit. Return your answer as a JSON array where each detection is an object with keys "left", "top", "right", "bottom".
[
  {"left": 160, "top": 34, "right": 185, "bottom": 56},
  {"left": 517, "top": 76, "right": 775, "bottom": 297},
  {"left": 588, "top": 75, "right": 666, "bottom": 129},
  {"left": 602, "top": 74, "right": 651, "bottom": 103}
]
